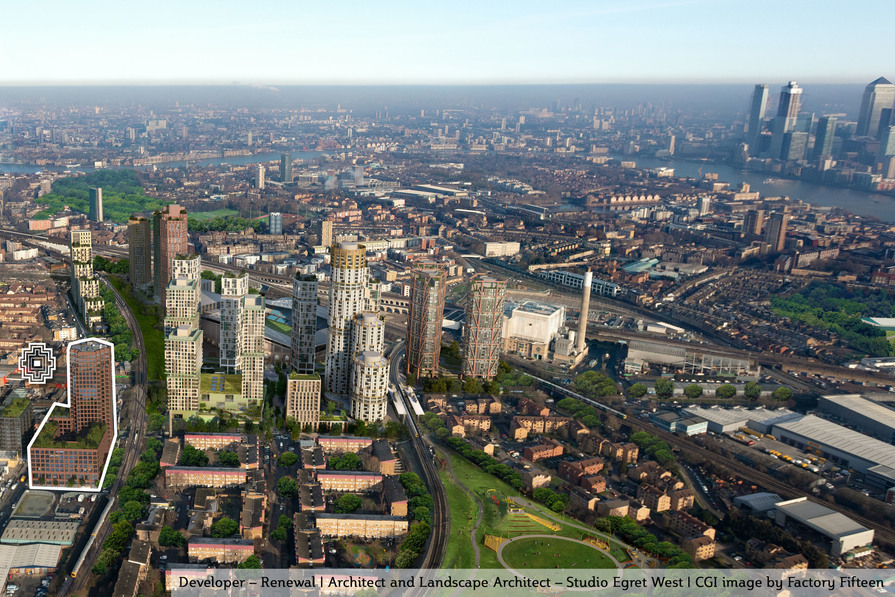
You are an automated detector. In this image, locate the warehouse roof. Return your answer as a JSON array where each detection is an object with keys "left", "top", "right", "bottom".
[
  {"left": 774, "top": 498, "right": 870, "bottom": 539},
  {"left": 819, "top": 394, "right": 895, "bottom": 428},
  {"left": 772, "top": 415, "right": 895, "bottom": 470},
  {"left": 0, "top": 520, "right": 79, "bottom": 545},
  {"left": 733, "top": 492, "right": 782, "bottom": 513},
  {"left": 683, "top": 405, "right": 798, "bottom": 427}
]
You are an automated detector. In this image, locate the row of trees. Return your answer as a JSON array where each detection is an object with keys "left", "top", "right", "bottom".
[
  {"left": 593, "top": 516, "right": 693, "bottom": 568},
  {"left": 572, "top": 370, "right": 619, "bottom": 398},
  {"left": 400, "top": 472, "right": 433, "bottom": 524},
  {"left": 445, "top": 436, "right": 525, "bottom": 490},
  {"left": 394, "top": 522, "right": 431, "bottom": 568},
  {"left": 627, "top": 381, "right": 792, "bottom": 401},
  {"left": 556, "top": 397, "right": 602, "bottom": 428},
  {"left": 93, "top": 438, "right": 165, "bottom": 575},
  {"left": 630, "top": 431, "right": 676, "bottom": 469},
  {"left": 189, "top": 216, "right": 265, "bottom": 234},
  {"left": 532, "top": 487, "right": 569, "bottom": 513}
]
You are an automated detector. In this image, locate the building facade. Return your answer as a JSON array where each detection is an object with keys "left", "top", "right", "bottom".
[
  {"left": 153, "top": 204, "right": 189, "bottom": 307},
  {"left": 325, "top": 243, "right": 368, "bottom": 396},
  {"left": 88, "top": 187, "right": 103, "bottom": 222},
  {"left": 349, "top": 351, "right": 389, "bottom": 423},
  {"left": 291, "top": 274, "right": 318, "bottom": 374},
  {"left": 285, "top": 374, "right": 321, "bottom": 428},
  {"left": 406, "top": 262, "right": 446, "bottom": 379},
  {"left": 127, "top": 216, "right": 152, "bottom": 289},
  {"left": 462, "top": 275, "right": 506, "bottom": 380}
]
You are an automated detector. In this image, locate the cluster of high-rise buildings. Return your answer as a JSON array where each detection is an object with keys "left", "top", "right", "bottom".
[{"left": 745, "top": 77, "right": 895, "bottom": 173}]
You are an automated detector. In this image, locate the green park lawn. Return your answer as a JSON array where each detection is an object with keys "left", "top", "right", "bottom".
[
  {"left": 108, "top": 276, "right": 165, "bottom": 380},
  {"left": 501, "top": 537, "right": 615, "bottom": 570},
  {"left": 437, "top": 468, "right": 477, "bottom": 569},
  {"left": 189, "top": 208, "right": 240, "bottom": 221},
  {"left": 266, "top": 319, "right": 292, "bottom": 334},
  {"left": 443, "top": 450, "right": 630, "bottom": 567}
]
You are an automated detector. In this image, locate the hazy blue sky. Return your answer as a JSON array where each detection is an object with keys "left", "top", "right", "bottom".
[{"left": 3, "top": 0, "right": 890, "bottom": 85}]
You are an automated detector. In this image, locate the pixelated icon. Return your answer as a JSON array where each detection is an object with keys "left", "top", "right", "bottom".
[{"left": 18, "top": 342, "right": 57, "bottom": 385}]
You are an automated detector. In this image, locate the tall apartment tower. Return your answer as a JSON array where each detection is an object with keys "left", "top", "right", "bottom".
[
  {"left": 281, "top": 152, "right": 293, "bottom": 183},
  {"left": 69, "top": 230, "right": 103, "bottom": 330},
  {"left": 88, "top": 187, "right": 103, "bottom": 222},
  {"left": 163, "top": 255, "right": 201, "bottom": 336},
  {"left": 220, "top": 273, "right": 265, "bottom": 408},
  {"left": 253, "top": 164, "right": 265, "bottom": 189},
  {"left": 812, "top": 117, "right": 837, "bottom": 160},
  {"left": 351, "top": 312, "right": 385, "bottom": 356},
  {"left": 857, "top": 77, "right": 895, "bottom": 138},
  {"left": 764, "top": 213, "right": 790, "bottom": 252},
  {"left": 291, "top": 274, "right": 319, "bottom": 374},
  {"left": 742, "top": 210, "right": 765, "bottom": 237},
  {"left": 576, "top": 271, "right": 593, "bottom": 353},
  {"left": 63, "top": 340, "right": 116, "bottom": 432},
  {"left": 153, "top": 204, "right": 189, "bottom": 308},
  {"left": 269, "top": 212, "right": 283, "bottom": 235},
  {"left": 165, "top": 255, "right": 203, "bottom": 420},
  {"left": 770, "top": 82, "right": 803, "bottom": 160},
  {"left": 285, "top": 373, "right": 321, "bottom": 428},
  {"left": 462, "top": 275, "right": 507, "bottom": 380},
  {"left": 746, "top": 84, "right": 769, "bottom": 155},
  {"left": 406, "top": 261, "right": 446, "bottom": 379},
  {"left": 316, "top": 220, "right": 333, "bottom": 248},
  {"left": 127, "top": 216, "right": 153, "bottom": 289},
  {"left": 350, "top": 351, "right": 389, "bottom": 423},
  {"left": 325, "top": 243, "right": 368, "bottom": 396},
  {"left": 29, "top": 339, "right": 116, "bottom": 488}
]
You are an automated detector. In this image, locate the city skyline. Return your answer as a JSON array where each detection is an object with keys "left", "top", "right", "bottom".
[{"left": 2, "top": 0, "right": 892, "bottom": 85}]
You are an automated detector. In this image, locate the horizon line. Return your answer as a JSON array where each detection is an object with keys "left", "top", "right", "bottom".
[{"left": 0, "top": 78, "right": 879, "bottom": 88}]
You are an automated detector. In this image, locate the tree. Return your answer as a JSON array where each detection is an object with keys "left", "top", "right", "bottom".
[
  {"left": 218, "top": 451, "right": 240, "bottom": 467},
  {"left": 121, "top": 500, "right": 144, "bottom": 522},
  {"left": 278, "top": 452, "right": 299, "bottom": 467},
  {"left": 277, "top": 477, "right": 298, "bottom": 498},
  {"left": 210, "top": 518, "right": 239, "bottom": 538},
  {"left": 405, "top": 372, "right": 417, "bottom": 387},
  {"left": 462, "top": 376, "right": 483, "bottom": 394},
  {"left": 334, "top": 494, "right": 362, "bottom": 513},
  {"left": 716, "top": 384, "right": 737, "bottom": 399},
  {"left": 278, "top": 514, "right": 293, "bottom": 529},
  {"left": 329, "top": 452, "right": 362, "bottom": 470},
  {"left": 180, "top": 444, "right": 208, "bottom": 467},
  {"left": 684, "top": 384, "right": 704, "bottom": 399},
  {"left": 237, "top": 555, "right": 262, "bottom": 569},
  {"left": 159, "top": 526, "right": 186, "bottom": 548},
  {"left": 654, "top": 378, "right": 675, "bottom": 399},
  {"left": 627, "top": 383, "right": 648, "bottom": 398},
  {"left": 744, "top": 381, "right": 762, "bottom": 401},
  {"left": 413, "top": 506, "right": 432, "bottom": 524},
  {"left": 772, "top": 386, "right": 793, "bottom": 401}
]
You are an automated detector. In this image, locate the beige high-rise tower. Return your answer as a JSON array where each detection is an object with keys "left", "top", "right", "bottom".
[
  {"left": 165, "top": 254, "right": 203, "bottom": 422},
  {"left": 220, "top": 272, "right": 265, "bottom": 409},
  {"left": 325, "top": 243, "right": 368, "bottom": 396},
  {"left": 69, "top": 230, "right": 104, "bottom": 330},
  {"left": 285, "top": 373, "right": 321, "bottom": 428}
]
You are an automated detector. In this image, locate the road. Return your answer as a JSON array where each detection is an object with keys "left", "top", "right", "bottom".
[
  {"left": 57, "top": 275, "right": 149, "bottom": 595},
  {"left": 387, "top": 342, "right": 448, "bottom": 576}
]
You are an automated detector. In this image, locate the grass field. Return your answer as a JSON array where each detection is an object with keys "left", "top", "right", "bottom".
[
  {"left": 189, "top": 208, "right": 240, "bottom": 221},
  {"left": 501, "top": 537, "right": 615, "bottom": 570},
  {"left": 266, "top": 319, "right": 292, "bottom": 334},
  {"left": 109, "top": 276, "right": 165, "bottom": 380},
  {"left": 443, "top": 451, "right": 630, "bottom": 566},
  {"left": 438, "top": 468, "right": 477, "bottom": 569}
]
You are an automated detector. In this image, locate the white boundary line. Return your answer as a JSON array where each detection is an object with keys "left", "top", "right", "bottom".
[{"left": 26, "top": 337, "right": 119, "bottom": 492}]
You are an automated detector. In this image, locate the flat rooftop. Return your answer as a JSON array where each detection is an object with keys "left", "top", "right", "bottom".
[
  {"left": 775, "top": 498, "right": 870, "bottom": 538},
  {"left": 819, "top": 394, "right": 895, "bottom": 428},
  {"left": 773, "top": 415, "right": 895, "bottom": 470},
  {"left": 0, "top": 520, "right": 79, "bottom": 545},
  {"left": 683, "top": 405, "right": 798, "bottom": 426}
]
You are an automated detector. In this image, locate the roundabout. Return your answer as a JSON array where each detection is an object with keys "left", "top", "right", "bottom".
[{"left": 497, "top": 534, "right": 621, "bottom": 571}]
